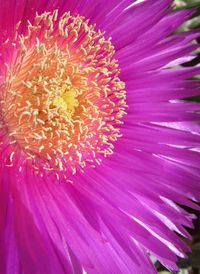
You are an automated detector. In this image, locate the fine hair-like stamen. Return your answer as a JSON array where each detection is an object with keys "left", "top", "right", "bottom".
[{"left": 0, "top": 10, "right": 127, "bottom": 175}]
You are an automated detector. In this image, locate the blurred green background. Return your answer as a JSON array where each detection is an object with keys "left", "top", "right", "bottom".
[{"left": 175, "top": 0, "right": 200, "bottom": 9}]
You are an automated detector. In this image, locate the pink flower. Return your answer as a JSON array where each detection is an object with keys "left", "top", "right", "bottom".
[{"left": 0, "top": 1, "right": 199, "bottom": 273}]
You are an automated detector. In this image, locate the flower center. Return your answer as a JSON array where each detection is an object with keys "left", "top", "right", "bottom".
[
  {"left": 1, "top": 10, "right": 127, "bottom": 175},
  {"left": 52, "top": 88, "right": 78, "bottom": 119}
]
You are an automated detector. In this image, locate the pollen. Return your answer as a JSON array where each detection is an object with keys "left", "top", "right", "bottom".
[{"left": 1, "top": 10, "right": 127, "bottom": 175}]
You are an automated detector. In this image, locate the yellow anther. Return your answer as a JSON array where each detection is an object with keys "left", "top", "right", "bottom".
[{"left": 1, "top": 10, "right": 126, "bottom": 176}]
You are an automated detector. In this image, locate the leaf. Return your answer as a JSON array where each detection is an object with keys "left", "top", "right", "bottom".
[{"left": 175, "top": 0, "right": 200, "bottom": 8}]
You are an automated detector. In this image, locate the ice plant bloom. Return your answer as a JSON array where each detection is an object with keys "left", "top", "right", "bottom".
[{"left": 0, "top": 1, "right": 200, "bottom": 273}]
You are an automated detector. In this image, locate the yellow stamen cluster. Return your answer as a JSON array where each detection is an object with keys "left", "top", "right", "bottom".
[{"left": 1, "top": 10, "right": 127, "bottom": 175}]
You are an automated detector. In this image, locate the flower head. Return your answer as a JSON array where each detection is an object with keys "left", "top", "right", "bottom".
[{"left": 0, "top": 1, "right": 200, "bottom": 273}]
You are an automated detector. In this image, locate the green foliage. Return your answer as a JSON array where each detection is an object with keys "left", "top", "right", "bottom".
[{"left": 175, "top": 0, "right": 200, "bottom": 8}]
